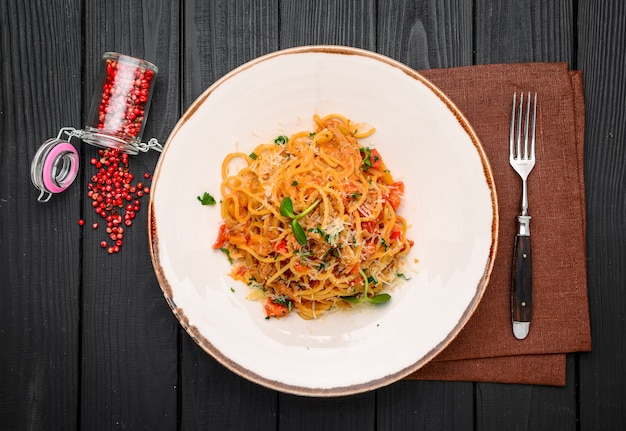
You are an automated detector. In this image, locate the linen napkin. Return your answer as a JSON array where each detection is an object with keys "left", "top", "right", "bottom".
[{"left": 404, "top": 63, "right": 591, "bottom": 386}]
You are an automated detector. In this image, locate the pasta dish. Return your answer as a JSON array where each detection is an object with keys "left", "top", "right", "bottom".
[{"left": 213, "top": 114, "right": 413, "bottom": 319}]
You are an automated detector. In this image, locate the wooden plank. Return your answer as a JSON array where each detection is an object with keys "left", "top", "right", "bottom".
[
  {"left": 179, "top": 1, "right": 280, "bottom": 429},
  {"left": 180, "top": 339, "right": 278, "bottom": 430},
  {"left": 278, "top": 393, "right": 376, "bottom": 431},
  {"left": 182, "top": 0, "right": 279, "bottom": 105},
  {"left": 378, "top": 0, "right": 474, "bottom": 69},
  {"left": 472, "top": 1, "right": 578, "bottom": 430},
  {"left": 576, "top": 1, "right": 626, "bottom": 429},
  {"left": 79, "top": 1, "right": 180, "bottom": 429},
  {"left": 475, "top": 355, "right": 577, "bottom": 430},
  {"left": 377, "top": 381, "right": 474, "bottom": 430},
  {"left": 474, "top": 0, "right": 574, "bottom": 65},
  {"left": 279, "top": 0, "right": 376, "bottom": 49},
  {"left": 0, "top": 1, "right": 82, "bottom": 428}
]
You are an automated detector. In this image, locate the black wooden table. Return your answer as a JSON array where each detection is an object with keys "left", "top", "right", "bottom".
[{"left": 2, "top": 1, "right": 624, "bottom": 429}]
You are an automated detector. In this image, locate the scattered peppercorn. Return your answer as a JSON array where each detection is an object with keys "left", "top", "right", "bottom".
[{"left": 82, "top": 147, "right": 153, "bottom": 253}]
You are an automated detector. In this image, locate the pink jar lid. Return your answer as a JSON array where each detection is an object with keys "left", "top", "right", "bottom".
[{"left": 31, "top": 138, "right": 79, "bottom": 202}]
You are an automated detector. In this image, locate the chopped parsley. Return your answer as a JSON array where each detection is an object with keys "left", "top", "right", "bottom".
[
  {"left": 360, "top": 147, "right": 373, "bottom": 170},
  {"left": 249, "top": 152, "right": 258, "bottom": 160},
  {"left": 197, "top": 192, "right": 216, "bottom": 205},
  {"left": 272, "top": 295, "right": 293, "bottom": 311},
  {"left": 274, "top": 135, "right": 288, "bottom": 145}
]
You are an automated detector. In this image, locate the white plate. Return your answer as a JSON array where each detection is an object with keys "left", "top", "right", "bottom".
[{"left": 149, "top": 46, "right": 498, "bottom": 396}]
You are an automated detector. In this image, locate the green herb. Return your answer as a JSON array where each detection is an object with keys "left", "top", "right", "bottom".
[
  {"left": 367, "top": 293, "right": 391, "bottom": 304},
  {"left": 220, "top": 247, "right": 233, "bottom": 264},
  {"left": 249, "top": 152, "right": 258, "bottom": 160},
  {"left": 291, "top": 180, "right": 298, "bottom": 186},
  {"left": 291, "top": 220, "right": 307, "bottom": 245},
  {"left": 279, "top": 197, "right": 321, "bottom": 245},
  {"left": 279, "top": 196, "right": 295, "bottom": 217},
  {"left": 397, "top": 273, "right": 412, "bottom": 281},
  {"left": 230, "top": 287, "right": 235, "bottom": 293},
  {"left": 381, "top": 238, "right": 388, "bottom": 251},
  {"left": 341, "top": 269, "right": 391, "bottom": 304},
  {"left": 197, "top": 192, "right": 216, "bottom": 205},
  {"left": 274, "top": 135, "right": 288, "bottom": 145},
  {"left": 360, "top": 147, "right": 373, "bottom": 171},
  {"left": 272, "top": 295, "right": 293, "bottom": 311}
]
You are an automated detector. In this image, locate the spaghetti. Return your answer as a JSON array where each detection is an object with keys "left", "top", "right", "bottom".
[{"left": 213, "top": 114, "right": 413, "bottom": 319}]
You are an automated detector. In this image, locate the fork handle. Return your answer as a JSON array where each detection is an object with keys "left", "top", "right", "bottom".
[{"left": 511, "top": 229, "right": 533, "bottom": 339}]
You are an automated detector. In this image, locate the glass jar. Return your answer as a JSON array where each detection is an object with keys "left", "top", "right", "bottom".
[{"left": 83, "top": 52, "right": 158, "bottom": 155}]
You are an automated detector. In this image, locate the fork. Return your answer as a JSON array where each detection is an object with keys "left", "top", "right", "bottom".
[{"left": 509, "top": 92, "right": 537, "bottom": 340}]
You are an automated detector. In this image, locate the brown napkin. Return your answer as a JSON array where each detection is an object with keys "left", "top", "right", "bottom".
[{"left": 403, "top": 63, "right": 591, "bottom": 386}]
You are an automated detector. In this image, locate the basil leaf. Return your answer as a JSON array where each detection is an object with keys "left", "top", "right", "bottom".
[
  {"left": 280, "top": 197, "right": 295, "bottom": 218},
  {"left": 367, "top": 293, "right": 391, "bottom": 304},
  {"left": 341, "top": 295, "right": 362, "bottom": 304},
  {"left": 292, "top": 220, "right": 307, "bottom": 245}
]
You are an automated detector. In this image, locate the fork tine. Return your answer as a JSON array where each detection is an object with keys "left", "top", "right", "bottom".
[
  {"left": 524, "top": 92, "right": 531, "bottom": 159},
  {"left": 510, "top": 93, "right": 517, "bottom": 159},
  {"left": 530, "top": 92, "right": 537, "bottom": 160},
  {"left": 516, "top": 92, "right": 523, "bottom": 159}
]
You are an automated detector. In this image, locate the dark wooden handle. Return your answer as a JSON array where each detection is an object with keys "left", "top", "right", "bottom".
[{"left": 511, "top": 235, "right": 533, "bottom": 322}]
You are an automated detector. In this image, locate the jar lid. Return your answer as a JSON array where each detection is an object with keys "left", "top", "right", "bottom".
[{"left": 31, "top": 138, "right": 79, "bottom": 202}]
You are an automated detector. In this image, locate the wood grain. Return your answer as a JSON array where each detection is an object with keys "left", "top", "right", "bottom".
[
  {"left": 378, "top": 0, "right": 473, "bottom": 69},
  {"left": 474, "top": 0, "right": 574, "bottom": 65},
  {"left": 377, "top": 381, "right": 474, "bottom": 429},
  {"left": 0, "top": 1, "right": 82, "bottom": 428},
  {"left": 577, "top": 1, "right": 626, "bottom": 429}
]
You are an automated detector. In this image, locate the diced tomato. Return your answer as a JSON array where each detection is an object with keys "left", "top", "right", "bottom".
[
  {"left": 361, "top": 221, "right": 377, "bottom": 233},
  {"left": 212, "top": 224, "right": 229, "bottom": 249},
  {"left": 264, "top": 300, "right": 291, "bottom": 318},
  {"left": 369, "top": 148, "right": 384, "bottom": 171},
  {"left": 348, "top": 264, "right": 361, "bottom": 275},
  {"left": 274, "top": 239, "right": 288, "bottom": 254},
  {"left": 386, "top": 182, "right": 404, "bottom": 211},
  {"left": 390, "top": 225, "right": 403, "bottom": 240}
]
